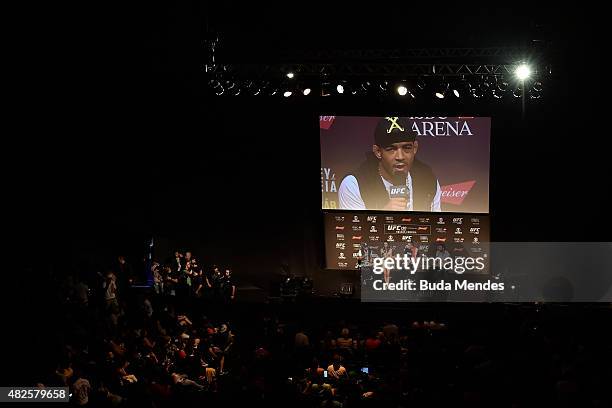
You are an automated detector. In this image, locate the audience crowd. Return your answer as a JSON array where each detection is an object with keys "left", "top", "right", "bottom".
[{"left": 20, "top": 252, "right": 612, "bottom": 408}]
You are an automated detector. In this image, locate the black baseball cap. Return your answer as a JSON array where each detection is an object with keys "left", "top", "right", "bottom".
[{"left": 374, "top": 117, "right": 416, "bottom": 147}]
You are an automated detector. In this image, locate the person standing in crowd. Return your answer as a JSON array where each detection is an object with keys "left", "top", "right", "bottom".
[
  {"left": 404, "top": 240, "right": 418, "bottom": 259},
  {"left": 171, "top": 251, "right": 184, "bottom": 274},
  {"left": 358, "top": 242, "right": 371, "bottom": 265},
  {"left": 152, "top": 261, "right": 163, "bottom": 295},
  {"left": 210, "top": 266, "right": 224, "bottom": 302},
  {"left": 179, "top": 259, "right": 193, "bottom": 298},
  {"left": 403, "top": 240, "right": 418, "bottom": 278},
  {"left": 164, "top": 265, "right": 178, "bottom": 297},
  {"left": 184, "top": 251, "right": 193, "bottom": 266},
  {"left": 381, "top": 242, "right": 393, "bottom": 284},
  {"left": 189, "top": 258, "right": 202, "bottom": 297},
  {"left": 434, "top": 243, "right": 451, "bottom": 281},
  {"left": 102, "top": 271, "right": 118, "bottom": 310},
  {"left": 193, "top": 267, "right": 205, "bottom": 299},
  {"left": 222, "top": 268, "right": 236, "bottom": 304},
  {"left": 115, "top": 255, "right": 135, "bottom": 291}
]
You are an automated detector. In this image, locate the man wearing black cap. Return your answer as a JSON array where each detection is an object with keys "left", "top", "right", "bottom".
[{"left": 338, "top": 117, "right": 441, "bottom": 211}]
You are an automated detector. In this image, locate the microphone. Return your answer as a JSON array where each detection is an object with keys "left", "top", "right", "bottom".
[
  {"left": 386, "top": 171, "right": 409, "bottom": 210},
  {"left": 389, "top": 171, "right": 409, "bottom": 200},
  {"left": 389, "top": 185, "right": 409, "bottom": 199}
]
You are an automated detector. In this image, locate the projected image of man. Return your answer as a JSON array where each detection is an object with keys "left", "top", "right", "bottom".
[{"left": 338, "top": 117, "right": 441, "bottom": 211}]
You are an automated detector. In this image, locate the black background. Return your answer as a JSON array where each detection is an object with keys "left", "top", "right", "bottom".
[{"left": 12, "top": 5, "right": 607, "bottom": 264}]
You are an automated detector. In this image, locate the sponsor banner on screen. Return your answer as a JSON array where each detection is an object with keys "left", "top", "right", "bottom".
[{"left": 325, "top": 211, "right": 490, "bottom": 272}]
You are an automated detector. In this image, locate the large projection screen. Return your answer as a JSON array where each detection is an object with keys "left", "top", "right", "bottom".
[{"left": 321, "top": 116, "right": 490, "bottom": 214}]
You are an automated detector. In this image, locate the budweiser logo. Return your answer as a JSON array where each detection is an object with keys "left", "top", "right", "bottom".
[
  {"left": 441, "top": 180, "right": 476, "bottom": 205},
  {"left": 320, "top": 116, "right": 336, "bottom": 130}
]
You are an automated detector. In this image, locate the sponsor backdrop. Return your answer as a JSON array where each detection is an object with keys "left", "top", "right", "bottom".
[
  {"left": 321, "top": 116, "right": 490, "bottom": 213},
  {"left": 324, "top": 211, "right": 490, "bottom": 271}
]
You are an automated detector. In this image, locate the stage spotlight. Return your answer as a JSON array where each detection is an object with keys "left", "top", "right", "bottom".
[
  {"left": 532, "top": 81, "right": 543, "bottom": 92},
  {"left": 434, "top": 80, "right": 449, "bottom": 99},
  {"left": 452, "top": 76, "right": 469, "bottom": 98},
  {"left": 529, "top": 81, "right": 543, "bottom": 99},
  {"left": 397, "top": 85, "right": 408, "bottom": 96},
  {"left": 470, "top": 77, "right": 486, "bottom": 98},
  {"left": 377, "top": 81, "right": 389, "bottom": 94},
  {"left": 226, "top": 81, "right": 241, "bottom": 96},
  {"left": 496, "top": 77, "right": 510, "bottom": 92},
  {"left": 283, "top": 91, "right": 292, "bottom": 97},
  {"left": 286, "top": 72, "right": 295, "bottom": 79},
  {"left": 210, "top": 80, "right": 224, "bottom": 96},
  {"left": 337, "top": 84, "right": 344, "bottom": 94},
  {"left": 515, "top": 64, "right": 531, "bottom": 81},
  {"left": 303, "top": 88, "right": 311, "bottom": 96},
  {"left": 321, "top": 82, "right": 331, "bottom": 97}
]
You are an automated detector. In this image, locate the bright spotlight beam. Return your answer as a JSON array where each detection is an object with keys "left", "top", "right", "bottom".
[
  {"left": 515, "top": 64, "right": 531, "bottom": 81},
  {"left": 397, "top": 85, "right": 408, "bottom": 96}
]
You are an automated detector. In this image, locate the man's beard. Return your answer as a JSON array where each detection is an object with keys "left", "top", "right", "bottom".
[{"left": 391, "top": 168, "right": 408, "bottom": 184}]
